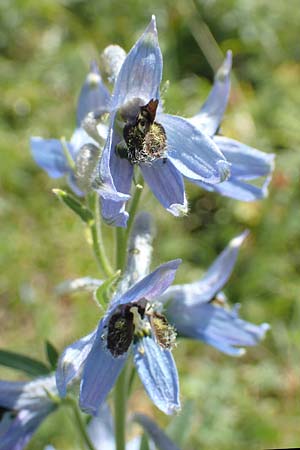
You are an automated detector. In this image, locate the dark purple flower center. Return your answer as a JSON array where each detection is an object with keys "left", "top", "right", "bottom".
[
  {"left": 105, "top": 301, "right": 176, "bottom": 357},
  {"left": 116, "top": 99, "right": 167, "bottom": 165}
]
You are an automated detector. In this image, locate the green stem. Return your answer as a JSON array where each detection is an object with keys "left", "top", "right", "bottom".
[
  {"left": 115, "top": 227, "right": 126, "bottom": 272},
  {"left": 114, "top": 365, "right": 129, "bottom": 450},
  {"left": 60, "top": 137, "right": 75, "bottom": 170},
  {"left": 90, "top": 193, "right": 113, "bottom": 277},
  {"left": 113, "top": 177, "right": 144, "bottom": 450},
  {"left": 126, "top": 176, "right": 144, "bottom": 241},
  {"left": 66, "top": 397, "right": 96, "bottom": 450}
]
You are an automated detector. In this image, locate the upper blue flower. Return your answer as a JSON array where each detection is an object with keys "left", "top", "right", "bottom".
[
  {"left": 0, "top": 375, "right": 57, "bottom": 450},
  {"left": 30, "top": 61, "right": 110, "bottom": 195},
  {"left": 56, "top": 259, "right": 182, "bottom": 416},
  {"left": 159, "top": 231, "right": 270, "bottom": 356},
  {"left": 93, "top": 16, "right": 231, "bottom": 227},
  {"left": 188, "top": 51, "right": 275, "bottom": 201},
  {"left": 30, "top": 17, "right": 274, "bottom": 227}
]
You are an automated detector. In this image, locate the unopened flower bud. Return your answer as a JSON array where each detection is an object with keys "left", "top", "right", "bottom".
[
  {"left": 74, "top": 144, "right": 100, "bottom": 193},
  {"left": 82, "top": 112, "right": 107, "bottom": 144},
  {"left": 101, "top": 45, "right": 126, "bottom": 83}
]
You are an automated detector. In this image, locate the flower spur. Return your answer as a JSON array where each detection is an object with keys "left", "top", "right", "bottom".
[
  {"left": 159, "top": 231, "right": 270, "bottom": 356},
  {"left": 188, "top": 51, "right": 275, "bottom": 201}
]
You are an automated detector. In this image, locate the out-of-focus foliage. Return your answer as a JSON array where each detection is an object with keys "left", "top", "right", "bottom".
[{"left": 1, "top": 0, "right": 300, "bottom": 449}]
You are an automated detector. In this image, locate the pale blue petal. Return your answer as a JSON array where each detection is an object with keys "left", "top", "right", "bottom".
[
  {"left": 166, "top": 302, "right": 270, "bottom": 356},
  {"left": 79, "top": 323, "right": 127, "bottom": 415},
  {"left": 126, "top": 437, "right": 143, "bottom": 450},
  {"left": 191, "top": 137, "right": 275, "bottom": 200},
  {"left": 100, "top": 138, "right": 133, "bottom": 227},
  {"left": 96, "top": 16, "right": 163, "bottom": 206},
  {"left": 0, "top": 376, "right": 56, "bottom": 412},
  {"left": 140, "top": 159, "right": 187, "bottom": 216},
  {"left": 87, "top": 403, "right": 115, "bottom": 450},
  {"left": 133, "top": 414, "right": 181, "bottom": 450},
  {"left": 30, "top": 137, "right": 71, "bottom": 178},
  {"left": 110, "top": 260, "right": 181, "bottom": 312},
  {"left": 0, "top": 382, "right": 26, "bottom": 410},
  {"left": 159, "top": 114, "right": 230, "bottom": 183},
  {"left": 56, "top": 330, "right": 97, "bottom": 397},
  {"left": 95, "top": 116, "right": 132, "bottom": 203},
  {"left": 112, "top": 16, "right": 162, "bottom": 111},
  {"left": 133, "top": 337, "right": 180, "bottom": 415},
  {"left": 0, "top": 409, "right": 50, "bottom": 450},
  {"left": 189, "top": 51, "right": 232, "bottom": 136},
  {"left": 55, "top": 276, "right": 103, "bottom": 295},
  {"left": 67, "top": 172, "right": 84, "bottom": 197},
  {"left": 77, "top": 61, "right": 111, "bottom": 126},
  {"left": 88, "top": 404, "right": 142, "bottom": 450},
  {"left": 196, "top": 176, "right": 272, "bottom": 201},
  {"left": 101, "top": 198, "right": 129, "bottom": 227},
  {"left": 70, "top": 127, "right": 99, "bottom": 155},
  {"left": 214, "top": 136, "right": 275, "bottom": 179},
  {"left": 159, "top": 232, "right": 248, "bottom": 306}
]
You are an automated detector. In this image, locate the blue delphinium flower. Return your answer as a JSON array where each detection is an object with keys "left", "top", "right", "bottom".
[
  {"left": 30, "top": 61, "right": 110, "bottom": 195},
  {"left": 188, "top": 51, "right": 275, "bottom": 201},
  {"left": 159, "top": 231, "right": 270, "bottom": 356},
  {"left": 56, "top": 259, "right": 181, "bottom": 416},
  {"left": 93, "top": 16, "right": 231, "bottom": 227},
  {"left": 0, "top": 375, "right": 58, "bottom": 450}
]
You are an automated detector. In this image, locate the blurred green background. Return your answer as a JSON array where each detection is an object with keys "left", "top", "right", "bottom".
[{"left": 1, "top": 0, "right": 300, "bottom": 448}]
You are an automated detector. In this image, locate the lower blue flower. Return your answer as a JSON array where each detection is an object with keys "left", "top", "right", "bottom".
[{"left": 56, "top": 260, "right": 182, "bottom": 416}]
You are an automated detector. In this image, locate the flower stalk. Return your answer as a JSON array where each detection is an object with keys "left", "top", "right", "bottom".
[
  {"left": 90, "top": 192, "right": 113, "bottom": 277},
  {"left": 65, "top": 396, "right": 96, "bottom": 450},
  {"left": 114, "top": 364, "right": 130, "bottom": 450},
  {"left": 126, "top": 176, "right": 144, "bottom": 240}
]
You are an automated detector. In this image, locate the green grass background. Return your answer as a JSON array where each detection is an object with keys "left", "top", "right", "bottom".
[{"left": 1, "top": 0, "right": 300, "bottom": 448}]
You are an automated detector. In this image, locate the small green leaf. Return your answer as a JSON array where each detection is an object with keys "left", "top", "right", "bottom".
[
  {"left": 94, "top": 271, "right": 121, "bottom": 310},
  {"left": 139, "top": 433, "right": 151, "bottom": 450},
  {"left": 0, "top": 349, "right": 50, "bottom": 377},
  {"left": 53, "top": 189, "right": 94, "bottom": 224},
  {"left": 45, "top": 341, "right": 59, "bottom": 369}
]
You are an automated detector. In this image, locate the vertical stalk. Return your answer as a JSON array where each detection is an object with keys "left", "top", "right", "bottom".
[
  {"left": 114, "top": 365, "right": 129, "bottom": 450},
  {"left": 66, "top": 397, "right": 96, "bottom": 450},
  {"left": 90, "top": 193, "right": 113, "bottom": 277},
  {"left": 125, "top": 177, "right": 144, "bottom": 241},
  {"left": 115, "top": 227, "right": 126, "bottom": 272},
  {"left": 114, "top": 175, "right": 145, "bottom": 450}
]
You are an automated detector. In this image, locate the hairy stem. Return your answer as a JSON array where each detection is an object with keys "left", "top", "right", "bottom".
[
  {"left": 66, "top": 397, "right": 96, "bottom": 450},
  {"left": 114, "top": 364, "right": 130, "bottom": 450},
  {"left": 90, "top": 193, "right": 113, "bottom": 277},
  {"left": 126, "top": 176, "right": 144, "bottom": 241}
]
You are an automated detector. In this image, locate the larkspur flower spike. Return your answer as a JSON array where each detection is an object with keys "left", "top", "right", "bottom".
[{"left": 30, "top": 17, "right": 274, "bottom": 222}]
